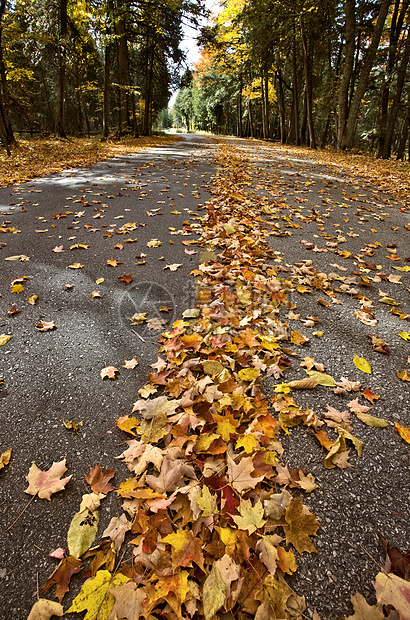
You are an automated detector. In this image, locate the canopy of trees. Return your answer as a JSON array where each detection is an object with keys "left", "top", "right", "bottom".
[
  {"left": 175, "top": 0, "right": 410, "bottom": 159},
  {"left": 0, "top": 0, "right": 205, "bottom": 146}
]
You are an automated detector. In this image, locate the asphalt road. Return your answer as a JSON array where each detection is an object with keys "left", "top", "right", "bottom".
[
  {"left": 0, "top": 134, "right": 409, "bottom": 619},
  {"left": 0, "top": 134, "right": 215, "bottom": 617}
]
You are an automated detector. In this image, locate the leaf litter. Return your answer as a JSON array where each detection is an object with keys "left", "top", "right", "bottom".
[{"left": 2, "top": 137, "right": 408, "bottom": 619}]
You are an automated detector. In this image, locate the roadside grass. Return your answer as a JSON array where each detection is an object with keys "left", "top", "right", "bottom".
[{"left": 0, "top": 134, "right": 182, "bottom": 187}]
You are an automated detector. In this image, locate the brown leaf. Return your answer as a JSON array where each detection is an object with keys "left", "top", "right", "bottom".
[
  {"left": 85, "top": 464, "right": 116, "bottom": 494},
  {"left": 40, "top": 556, "right": 83, "bottom": 602},
  {"left": 118, "top": 274, "right": 133, "bottom": 284},
  {"left": 108, "top": 582, "right": 147, "bottom": 620},
  {"left": 284, "top": 497, "right": 320, "bottom": 554},
  {"left": 227, "top": 453, "right": 264, "bottom": 493}
]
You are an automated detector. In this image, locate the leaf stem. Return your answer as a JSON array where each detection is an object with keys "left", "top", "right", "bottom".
[{"left": 7, "top": 495, "right": 36, "bottom": 531}]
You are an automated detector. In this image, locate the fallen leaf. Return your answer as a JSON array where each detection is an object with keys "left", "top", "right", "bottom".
[
  {"left": 118, "top": 274, "right": 133, "bottom": 284},
  {"left": 85, "top": 464, "right": 116, "bottom": 494},
  {"left": 40, "top": 555, "right": 83, "bottom": 602},
  {"left": 374, "top": 572, "right": 410, "bottom": 619},
  {"left": 0, "top": 448, "right": 11, "bottom": 470},
  {"left": 27, "top": 599, "right": 64, "bottom": 620},
  {"left": 353, "top": 355, "right": 372, "bottom": 374},
  {"left": 227, "top": 453, "right": 265, "bottom": 493},
  {"left": 130, "top": 312, "right": 147, "bottom": 325},
  {"left": 202, "top": 564, "right": 226, "bottom": 620},
  {"left": 28, "top": 294, "right": 39, "bottom": 305},
  {"left": 66, "top": 569, "right": 129, "bottom": 618},
  {"left": 4, "top": 254, "right": 29, "bottom": 261},
  {"left": 395, "top": 421, "right": 410, "bottom": 445},
  {"left": 68, "top": 262, "right": 84, "bottom": 269},
  {"left": 5, "top": 305, "right": 21, "bottom": 316},
  {"left": 147, "top": 238, "right": 161, "bottom": 247},
  {"left": 100, "top": 366, "right": 119, "bottom": 380},
  {"left": 102, "top": 514, "right": 131, "bottom": 553},
  {"left": 25, "top": 458, "right": 72, "bottom": 500},
  {"left": 70, "top": 243, "right": 90, "bottom": 250},
  {"left": 161, "top": 528, "right": 205, "bottom": 571},
  {"left": 232, "top": 498, "right": 266, "bottom": 534},
  {"left": 67, "top": 493, "right": 104, "bottom": 559},
  {"left": 108, "top": 581, "right": 146, "bottom": 620},
  {"left": 11, "top": 283, "right": 24, "bottom": 293},
  {"left": 342, "top": 591, "right": 384, "bottom": 620},
  {"left": 355, "top": 411, "right": 388, "bottom": 428},
  {"left": 122, "top": 357, "right": 138, "bottom": 369},
  {"left": 62, "top": 419, "right": 83, "bottom": 433},
  {"left": 286, "top": 377, "right": 318, "bottom": 390},
  {"left": 36, "top": 321, "right": 56, "bottom": 332},
  {"left": 0, "top": 334, "right": 12, "bottom": 346},
  {"left": 163, "top": 263, "right": 182, "bottom": 271},
  {"left": 284, "top": 497, "right": 320, "bottom": 554},
  {"left": 361, "top": 388, "right": 380, "bottom": 403},
  {"left": 147, "top": 318, "right": 167, "bottom": 330}
]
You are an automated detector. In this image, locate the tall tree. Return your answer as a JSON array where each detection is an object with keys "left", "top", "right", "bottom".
[{"left": 339, "top": 0, "right": 392, "bottom": 149}]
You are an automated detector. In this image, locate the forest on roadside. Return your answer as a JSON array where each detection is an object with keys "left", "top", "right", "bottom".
[
  {"left": 173, "top": 0, "right": 410, "bottom": 159},
  {"left": 0, "top": 0, "right": 205, "bottom": 150},
  {"left": 0, "top": 0, "right": 409, "bottom": 160}
]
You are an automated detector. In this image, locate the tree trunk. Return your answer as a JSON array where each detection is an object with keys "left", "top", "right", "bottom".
[
  {"left": 0, "top": 1, "right": 14, "bottom": 145},
  {"left": 337, "top": 0, "right": 355, "bottom": 148},
  {"left": 341, "top": 0, "right": 392, "bottom": 149},
  {"left": 103, "top": 40, "right": 111, "bottom": 138},
  {"left": 301, "top": 87, "right": 307, "bottom": 144},
  {"left": 143, "top": 42, "right": 155, "bottom": 136},
  {"left": 378, "top": 1, "right": 410, "bottom": 156},
  {"left": 261, "top": 76, "right": 266, "bottom": 138},
  {"left": 276, "top": 69, "right": 286, "bottom": 143},
  {"left": 117, "top": 0, "right": 129, "bottom": 136},
  {"left": 248, "top": 99, "right": 254, "bottom": 138},
  {"left": 288, "top": 29, "right": 300, "bottom": 144},
  {"left": 56, "top": 0, "right": 67, "bottom": 137},
  {"left": 264, "top": 74, "right": 270, "bottom": 138},
  {"left": 300, "top": 17, "right": 316, "bottom": 148},
  {"left": 396, "top": 105, "right": 410, "bottom": 160},
  {"left": 0, "top": 102, "right": 9, "bottom": 154},
  {"left": 380, "top": 22, "right": 410, "bottom": 158},
  {"left": 237, "top": 73, "right": 243, "bottom": 137}
]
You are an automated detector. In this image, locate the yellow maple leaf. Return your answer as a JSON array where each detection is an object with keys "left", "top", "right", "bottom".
[
  {"left": 284, "top": 498, "right": 320, "bottom": 554},
  {"left": 196, "top": 485, "right": 218, "bottom": 517},
  {"left": 66, "top": 570, "right": 129, "bottom": 619},
  {"left": 235, "top": 434, "right": 260, "bottom": 454},
  {"left": 232, "top": 498, "right": 266, "bottom": 534},
  {"left": 161, "top": 528, "right": 204, "bottom": 571}
]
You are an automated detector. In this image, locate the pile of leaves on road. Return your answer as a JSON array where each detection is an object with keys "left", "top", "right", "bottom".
[
  {"left": 0, "top": 135, "right": 182, "bottom": 187},
  {"left": 10, "top": 143, "right": 410, "bottom": 619}
]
